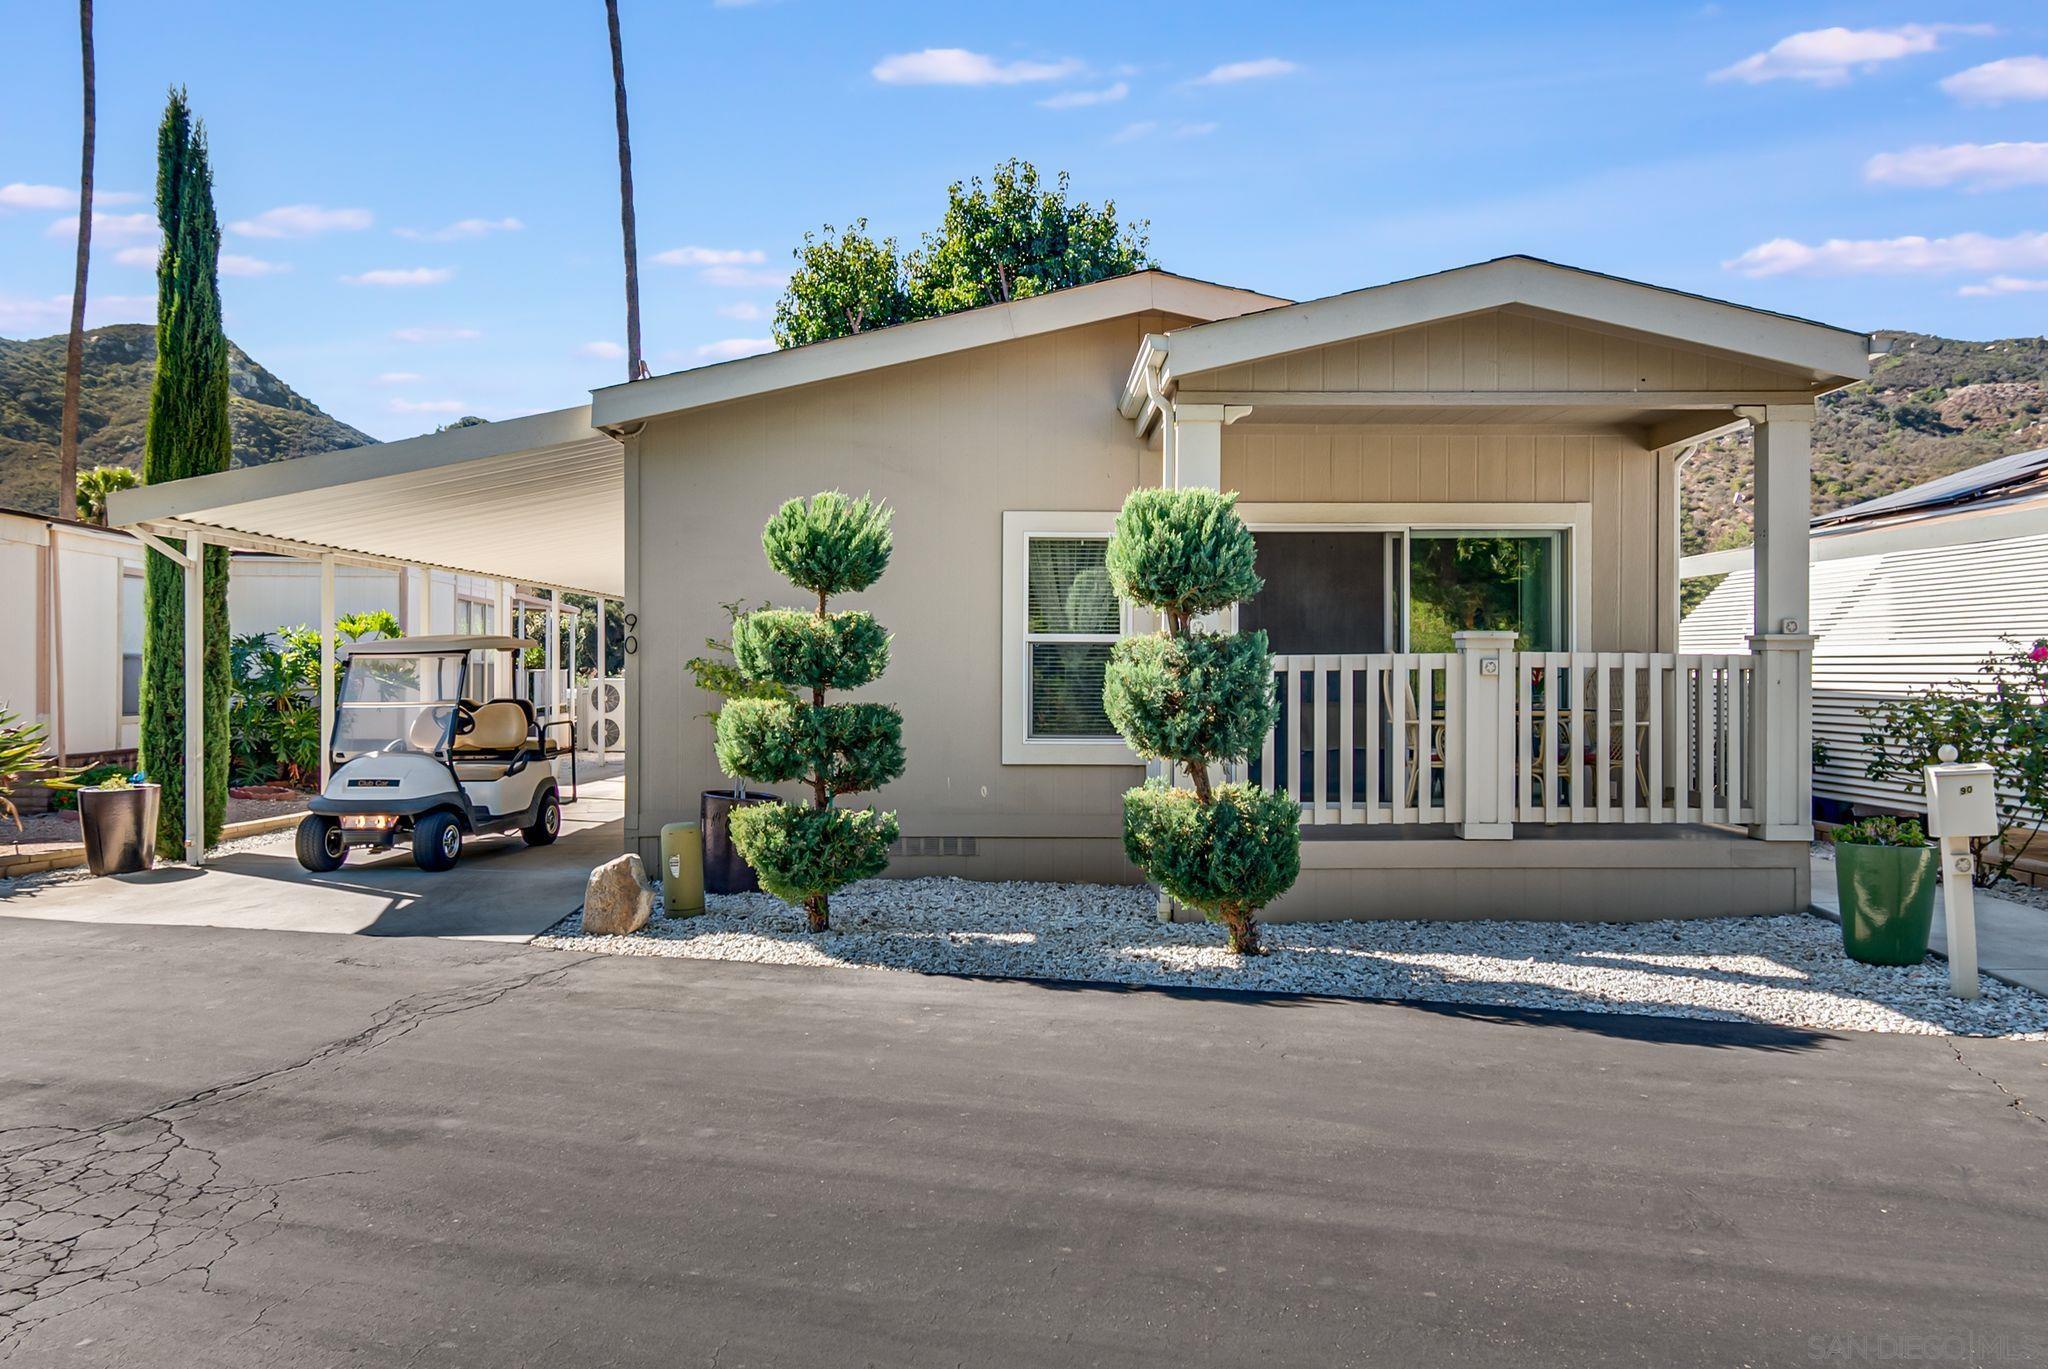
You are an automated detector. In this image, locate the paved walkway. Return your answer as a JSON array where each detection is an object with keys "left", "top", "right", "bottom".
[
  {"left": 1, "top": 917, "right": 2042, "bottom": 1367},
  {"left": 0, "top": 762, "right": 622, "bottom": 940},
  {"left": 1810, "top": 853, "right": 2048, "bottom": 995}
]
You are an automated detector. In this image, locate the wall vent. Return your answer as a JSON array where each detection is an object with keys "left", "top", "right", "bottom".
[{"left": 891, "top": 835, "right": 979, "bottom": 858}]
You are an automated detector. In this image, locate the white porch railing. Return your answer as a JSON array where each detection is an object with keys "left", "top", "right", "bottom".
[{"left": 1255, "top": 641, "right": 1762, "bottom": 831}]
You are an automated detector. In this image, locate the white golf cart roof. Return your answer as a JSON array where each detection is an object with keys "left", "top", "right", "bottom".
[{"left": 342, "top": 634, "right": 540, "bottom": 656}]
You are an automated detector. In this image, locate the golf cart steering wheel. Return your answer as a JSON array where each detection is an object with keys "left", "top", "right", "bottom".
[{"left": 452, "top": 701, "right": 479, "bottom": 736}]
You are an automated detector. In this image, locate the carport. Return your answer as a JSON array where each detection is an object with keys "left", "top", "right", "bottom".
[{"left": 105, "top": 405, "right": 625, "bottom": 866}]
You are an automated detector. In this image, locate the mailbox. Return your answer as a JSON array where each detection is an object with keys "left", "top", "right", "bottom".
[{"left": 1924, "top": 762, "right": 1999, "bottom": 840}]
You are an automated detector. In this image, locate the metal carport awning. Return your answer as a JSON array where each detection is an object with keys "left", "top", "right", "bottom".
[
  {"left": 103, "top": 404, "right": 625, "bottom": 866},
  {"left": 106, "top": 404, "right": 624, "bottom": 597}
]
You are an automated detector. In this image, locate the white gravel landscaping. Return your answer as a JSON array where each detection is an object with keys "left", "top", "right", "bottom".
[{"left": 535, "top": 876, "right": 2048, "bottom": 1040}]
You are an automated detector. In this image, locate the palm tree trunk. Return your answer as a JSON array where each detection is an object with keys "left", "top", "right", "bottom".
[
  {"left": 58, "top": 0, "right": 95, "bottom": 520},
  {"left": 604, "top": 0, "right": 643, "bottom": 383}
]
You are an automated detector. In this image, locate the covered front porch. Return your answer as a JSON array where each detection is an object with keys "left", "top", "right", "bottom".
[{"left": 1116, "top": 259, "right": 1870, "bottom": 919}]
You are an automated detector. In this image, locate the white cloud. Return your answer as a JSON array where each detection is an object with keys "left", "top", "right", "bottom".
[
  {"left": 394, "top": 216, "right": 524, "bottom": 242},
  {"left": 1710, "top": 24, "right": 1991, "bottom": 86},
  {"left": 44, "top": 210, "right": 155, "bottom": 242},
  {"left": 1193, "top": 57, "right": 1298, "bottom": 85},
  {"left": 579, "top": 340, "right": 627, "bottom": 359},
  {"left": 389, "top": 325, "right": 481, "bottom": 344},
  {"left": 699, "top": 264, "right": 789, "bottom": 288},
  {"left": 718, "top": 301, "right": 767, "bottom": 320},
  {"left": 694, "top": 337, "right": 774, "bottom": 362},
  {"left": 389, "top": 398, "right": 468, "bottom": 414},
  {"left": 1725, "top": 230, "right": 2048, "bottom": 277},
  {"left": 114, "top": 244, "right": 159, "bottom": 267},
  {"left": 1942, "top": 55, "right": 2048, "bottom": 104},
  {"left": 230, "top": 204, "right": 373, "bottom": 238},
  {"left": 1, "top": 183, "right": 78, "bottom": 211},
  {"left": 1865, "top": 141, "right": 2048, "bottom": 190},
  {"left": 342, "top": 266, "right": 453, "bottom": 287},
  {"left": 0, "top": 291, "right": 153, "bottom": 334},
  {"left": 374, "top": 371, "right": 424, "bottom": 384},
  {"left": 1039, "top": 81, "right": 1129, "bottom": 109},
  {"left": 654, "top": 245, "right": 767, "bottom": 267},
  {"left": 222, "top": 253, "right": 290, "bottom": 278},
  {"left": 871, "top": 48, "right": 1081, "bottom": 86},
  {"left": 1958, "top": 275, "right": 2048, "bottom": 297}
]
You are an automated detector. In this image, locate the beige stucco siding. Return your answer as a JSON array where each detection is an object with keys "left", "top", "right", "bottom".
[
  {"left": 1180, "top": 307, "right": 1812, "bottom": 394},
  {"left": 625, "top": 314, "right": 1187, "bottom": 865},
  {"left": 1224, "top": 426, "right": 1678, "bottom": 652}
]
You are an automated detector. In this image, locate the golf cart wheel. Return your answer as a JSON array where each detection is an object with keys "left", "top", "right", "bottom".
[
  {"left": 413, "top": 812, "right": 462, "bottom": 872},
  {"left": 295, "top": 815, "right": 347, "bottom": 872},
  {"left": 523, "top": 789, "right": 561, "bottom": 847}
]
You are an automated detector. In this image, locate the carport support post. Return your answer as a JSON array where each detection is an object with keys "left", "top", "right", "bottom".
[
  {"left": 1741, "top": 404, "right": 1816, "bottom": 843},
  {"left": 183, "top": 531, "right": 204, "bottom": 867},
  {"left": 594, "top": 594, "right": 607, "bottom": 761},
  {"left": 546, "top": 588, "right": 562, "bottom": 725},
  {"left": 319, "top": 555, "right": 335, "bottom": 790}
]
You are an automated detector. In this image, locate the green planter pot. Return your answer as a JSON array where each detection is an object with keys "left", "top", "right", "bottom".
[{"left": 1835, "top": 843, "right": 1939, "bottom": 966}]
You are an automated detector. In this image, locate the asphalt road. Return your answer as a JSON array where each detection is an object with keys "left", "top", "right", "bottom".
[{"left": 2, "top": 916, "right": 2044, "bottom": 1368}]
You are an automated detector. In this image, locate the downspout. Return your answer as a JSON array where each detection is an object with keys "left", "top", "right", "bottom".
[{"left": 45, "top": 523, "right": 68, "bottom": 766}]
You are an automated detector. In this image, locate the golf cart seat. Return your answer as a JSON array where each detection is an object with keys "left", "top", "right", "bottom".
[{"left": 455, "top": 701, "right": 530, "bottom": 753}]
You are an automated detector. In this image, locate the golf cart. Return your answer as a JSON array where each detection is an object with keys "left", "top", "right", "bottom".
[{"left": 296, "top": 634, "right": 577, "bottom": 872}]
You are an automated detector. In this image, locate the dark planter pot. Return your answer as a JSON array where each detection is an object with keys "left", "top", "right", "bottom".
[
  {"left": 79, "top": 784, "right": 161, "bottom": 877},
  {"left": 701, "top": 790, "right": 774, "bottom": 895},
  {"left": 1835, "top": 843, "right": 1939, "bottom": 966}
]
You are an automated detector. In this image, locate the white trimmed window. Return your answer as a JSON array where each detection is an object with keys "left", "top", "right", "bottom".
[{"left": 1001, "top": 512, "right": 1138, "bottom": 766}]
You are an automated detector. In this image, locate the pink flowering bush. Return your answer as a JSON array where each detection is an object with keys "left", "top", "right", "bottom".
[{"left": 1862, "top": 637, "right": 2048, "bottom": 887}]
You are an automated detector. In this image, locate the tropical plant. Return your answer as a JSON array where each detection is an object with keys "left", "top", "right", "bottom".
[
  {"left": 228, "top": 612, "right": 399, "bottom": 788},
  {"left": 772, "top": 220, "right": 910, "bottom": 347},
  {"left": 2, "top": 709, "right": 76, "bottom": 834},
  {"left": 604, "top": 0, "right": 643, "bottom": 382},
  {"left": 50, "top": 760, "right": 128, "bottom": 809},
  {"left": 1862, "top": 637, "right": 2048, "bottom": 886},
  {"left": 685, "top": 599, "right": 797, "bottom": 798},
  {"left": 770, "top": 159, "right": 1153, "bottom": 346},
  {"left": 716, "top": 493, "right": 905, "bottom": 932},
  {"left": 1103, "top": 488, "right": 1299, "bottom": 955},
  {"left": 139, "top": 88, "right": 233, "bottom": 859},
  {"left": 74, "top": 463, "right": 137, "bottom": 524},
  {"left": 57, "top": 0, "right": 95, "bottom": 525},
  {"left": 1830, "top": 814, "right": 1928, "bottom": 848}
]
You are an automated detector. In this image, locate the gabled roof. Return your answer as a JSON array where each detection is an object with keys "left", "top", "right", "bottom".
[
  {"left": 588, "top": 269, "right": 1286, "bottom": 430},
  {"left": 1121, "top": 256, "right": 1872, "bottom": 418}
]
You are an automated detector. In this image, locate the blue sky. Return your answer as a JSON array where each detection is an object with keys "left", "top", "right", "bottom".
[{"left": 4, "top": 1, "right": 2045, "bottom": 441}]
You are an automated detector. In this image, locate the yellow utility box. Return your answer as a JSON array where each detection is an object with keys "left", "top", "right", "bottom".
[{"left": 658, "top": 821, "right": 705, "bottom": 916}]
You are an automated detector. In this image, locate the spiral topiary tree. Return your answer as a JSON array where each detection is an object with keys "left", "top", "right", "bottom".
[
  {"left": 1104, "top": 488, "right": 1300, "bottom": 954},
  {"left": 717, "top": 492, "right": 905, "bottom": 932}
]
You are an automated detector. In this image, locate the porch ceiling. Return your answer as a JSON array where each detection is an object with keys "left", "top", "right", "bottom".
[{"left": 105, "top": 405, "right": 623, "bottom": 596}]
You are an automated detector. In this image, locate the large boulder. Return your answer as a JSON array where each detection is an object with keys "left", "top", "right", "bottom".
[{"left": 582, "top": 854, "right": 654, "bottom": 936}]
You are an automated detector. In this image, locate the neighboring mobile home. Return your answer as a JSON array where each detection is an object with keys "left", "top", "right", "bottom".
[
  {"left": 1681, "top": 446, "right": 2048, "bottom": 872},
  {"left": 107, "top": 257, "right": 1870, "bottom": 917}
]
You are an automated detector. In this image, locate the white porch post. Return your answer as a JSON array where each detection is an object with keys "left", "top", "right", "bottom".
[
  {"left": 183, "top": 531, "right": 205, "bottom": 866},
  {"left": 1743, "top": 405, "right": 1816, "bottom": 841},
  {"left": 319, "top": 554, "right": 335, "bottom": 790},
  {"left": 1453, "top": 631, "right": 1517, "bottom": 839},
  {"left": 1167, "top": 402, "right": 1251, "bottom": 490}
]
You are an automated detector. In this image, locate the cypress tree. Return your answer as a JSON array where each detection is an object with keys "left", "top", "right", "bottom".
[
  {"left": 1103, "top": 488, "right": 1300, "bottom": 954},
  {"left": 138, "top": 89, "right": 232, "bottom": 858},
  {"left": 717, "top": 493, "right": 905, "bottom": 932}
]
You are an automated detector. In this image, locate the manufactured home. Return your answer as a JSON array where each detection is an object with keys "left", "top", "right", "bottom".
[{"left": 108, "top": 257, "right": 1870, "bottom": 916}]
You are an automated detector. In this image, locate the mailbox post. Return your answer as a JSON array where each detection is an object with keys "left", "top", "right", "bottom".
[{"left": 1924, "top": 745, "right": 1999, "bottom": 1000}]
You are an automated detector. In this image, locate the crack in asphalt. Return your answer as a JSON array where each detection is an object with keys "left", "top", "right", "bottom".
[
  {"left": 1946, "top": 1039, "right": 2044, "bottom": 1129},
  {"left": 0, "top": 957, "right": 596, "bottom": 1350}
]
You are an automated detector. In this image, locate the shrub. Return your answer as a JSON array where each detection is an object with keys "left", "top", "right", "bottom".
[
  {"left": 1, "top": 709, "right": 75, "bottom": 833},
  {"left": 1830, "top": 815, "right": 1928, "bottom": 848},
  {"left": 718, "top": 493, "right": 905, "bottom": 931},
  {"left": 1103, "top": 487, "right": 1298, "bottom": 953},
  {"left": 230, "top": 612, "right": 401, "bottom": 789},
  {"left": 1862, "top": 637, "right": 2048, "bottom": 886},
  {"left": 684, "top": 599, "right": 796, "bottom": 799}
]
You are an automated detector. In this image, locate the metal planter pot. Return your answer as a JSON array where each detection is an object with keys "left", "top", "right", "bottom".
[
  {"left": 700, "top": 790, "right": 773, "bottom": 895},
  {"left": 79, "top": 784, "right": 161, "bottom": 877},
  {"left": 1835, "top": 843, "right": 1939, "bottom": 966}
]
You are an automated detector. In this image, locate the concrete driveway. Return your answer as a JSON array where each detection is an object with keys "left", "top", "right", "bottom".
[
  {"left": 0, "top": 763, "right": 621, "bottom": 939},
  {"left": 2, "top": 916, "right": 2043, "bottom": 1368}
]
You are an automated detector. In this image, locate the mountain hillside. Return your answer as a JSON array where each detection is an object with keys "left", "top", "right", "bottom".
[
  {"left": 1682, "top": 330, "right": 2048, "bottom": 555},
  {"left": 0, "top": 324, "right": 375, "bottom": 516}
]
